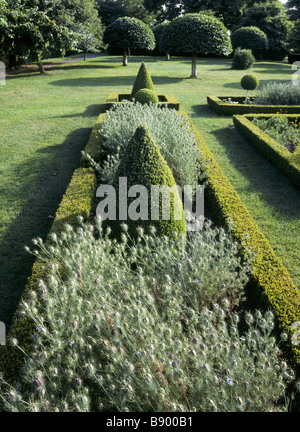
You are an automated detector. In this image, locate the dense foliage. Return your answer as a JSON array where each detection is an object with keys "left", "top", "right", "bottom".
[
  {"left": 0, "top": 0, "right": 103, "bottom": 71},
  {"left": 238, "top": 1, "right": 291, "bottom": 60},
  {"left": 107, "top": 125, "right": 186, "bottom": 240},
  {"left": 134, "top": 88, "right": 158, "bottom": 105},
  {"left": 231, "top": 26, "right": 268, "bottom": 56},
  {"left": 160, "top": 13, "right": 232, "bottom": 78},
  {"left": 131, "top": 62, "right": 155, "bottom": 99},
  {"left": 256, "top": 82, "right": 300, "bottom": 105},
  {"left": 94, "top": 103, "right": 202, "bottom": 188},
  {"left": 252, "top": 116, "right": 299, "bottom": 153},
  {"left": 232, "top": 49, "right": 255, "bottom": 70},
  {"left": 103, "top": 16, "right": 155, "bottom": 65}
]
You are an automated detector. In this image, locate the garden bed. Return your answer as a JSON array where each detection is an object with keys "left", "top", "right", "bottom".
[
  {"left": 82, "top": 109, "right": 300, "bottom": 370},
  {"left": 106, "top": 93, "right": 180, "bottom": 111},
  {"left": 233, "top": 114, "right": 300, "bottom": 190},
  {"left": 207, "top": 95, "right": 300, "bottom": 116}
]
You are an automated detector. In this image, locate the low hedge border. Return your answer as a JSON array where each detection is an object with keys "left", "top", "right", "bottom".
[
  {"left": 181, "top": 112, "right": 300, "bottom": 370},
  {"left": 81, "top": 113, "right": 107, "bottom": 166},
  {"left": 233, "top": 114, "right": 300, "bottom": 190},
  {"left": 106, "top": 93, "right": 180, "bottom": 111},
  {"left": 207, "top": 95, "right": 300, "bottom": 116},
  {"left": 0, "top": 167, "right": 96, "bottom": 384}
]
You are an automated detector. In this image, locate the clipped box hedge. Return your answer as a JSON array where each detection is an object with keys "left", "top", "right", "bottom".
[
  {"left": 106, "top": 93, "right": 180, "bottom": 111},
  {"left": 0, "top": 167, "right": 96, "bottom": 383},
  {"left": 233, "top": 114, "right": 300, "bottom": 190},
  {"left": 207, "top": 95, "right": 300, "bottom": 116}
]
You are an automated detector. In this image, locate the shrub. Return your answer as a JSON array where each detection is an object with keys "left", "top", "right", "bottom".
[
  {"left": 134, "top": 88, "right": 159, "bottom": 105},
  {"left": 0, "top": 219, "right": 295, "bottom": 412},
  {"left": 232, "top": 49, "right": 255, "bottom": 70},
  {"left": 96, "top": 103, "right": 202, "bottom": 189},
  {"left": 241, "top": 75, "right": 259, "bottom": 91},
  {"left": 231, "top": 26, "right": 269, "bottom": 57},
  {"left": 106, "top": 124, "right": 186, "bottom": 241},
  {"left": 256, "top": 82, "right": 300, "bottom": 105},
  {"left": 131, "top": 62, "right": 155, "bottom": 100},
  {"left": 241, "top": 74, "right": 259, "bottom": 103}
]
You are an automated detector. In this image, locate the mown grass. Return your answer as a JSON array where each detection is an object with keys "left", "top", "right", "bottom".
[{"left": 0, "top": 53, "right": 299, "bottom": 332}]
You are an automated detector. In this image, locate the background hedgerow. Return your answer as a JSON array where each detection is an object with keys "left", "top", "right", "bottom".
[
  {"left": 0, "top": 219, "right": 295, "bottom": 412},
  {"left": 94, "top": 103, "right": 202, "bottom": 188}
]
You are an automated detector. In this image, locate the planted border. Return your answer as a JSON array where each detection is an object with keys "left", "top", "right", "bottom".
[
  {"left": 183, "top": 112, "right": 300, "bottom": 369},
  {"left": 233, "top": 114, "right": 300, "bottom": 190},
  {"left": 82, "top": 107, "right": 300, "bottom": 369},
  {"left": 106, "top": 93, "right": 180, "bottom": 111},
  {"left": 0, "top": 167, "right": 96, "bottom": 383},
  {"left": 207, "top": 95, "right": 300, "bottom": 116}
]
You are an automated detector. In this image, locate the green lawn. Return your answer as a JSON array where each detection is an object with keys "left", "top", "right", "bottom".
[{"left": 0, "top": 54, "right": 299, "bottom": 332}]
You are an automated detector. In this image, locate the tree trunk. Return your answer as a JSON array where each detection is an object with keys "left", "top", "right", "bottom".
[
  {"left": 166, "top": 52, "right": 170, "bottom": 61},
  {"left": 128, "top": 47, "right": 130, "bottom": 58},
  {"left": 38, "top": 61, "right": 45, "bottom": 74},
  {"left": 190, "top": 54, "right": 197, "bottom": 78},
  {"left": 123, "top": 48, "right": 128, "bottom": 66},
  {"left": 84, "top": 52, "right": 87, "bottom": 61}
]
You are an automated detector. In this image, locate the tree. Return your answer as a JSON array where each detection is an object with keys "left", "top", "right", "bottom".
[
  {"left": 160, "top": 13, "right": 232, "bottom": 78},
  {"left": 183, "top": 0, "right": 257, "bottom": 30},
  {"left": 239, "top": 1, "right": 291, "bottom": 60},
  {"left": 0, "top": 0, "right": 104, "bottom": 72},
  {"left": 153, "top": 21, "right": 170, "bottom": 58},
  {"left": 96, "top": 0, "right": 127, "bottom": 26},
  {"left": 287, "top": 0, "right": 300, "bottom": 20},
  {"left": 103, "top": 16, "right": 155, "bottom": 66},
  {"left": 231, "top": 26, "right": 268, "bottom": 60},
  {"left": 144, "top": 0, "right": 184, "bottom": 22},
  {"left": 288, "top": 19, "right": 300, "bottom": 52}
]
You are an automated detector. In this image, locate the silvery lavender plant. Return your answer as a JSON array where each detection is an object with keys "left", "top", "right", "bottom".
[
  {"left": 0, "top": 219, "right": 295, "bottom": 412},
  {"left": 94, "top": 102, "right": 202, "bottom": 189}
]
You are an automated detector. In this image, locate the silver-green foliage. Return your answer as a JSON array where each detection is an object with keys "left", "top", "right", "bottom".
[
  {"left": 97, "top": 102, "right": 202, "bottom": 188},
  {"left": 255, "top": 82, "right": 300, "bottom": 105},
  {"left": 0, "top": 219, "right": 295, "bottom": 412}
]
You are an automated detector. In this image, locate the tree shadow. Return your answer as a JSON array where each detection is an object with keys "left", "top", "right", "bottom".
[
  {"left": 0, "top": 127, "right": 93, "bottom": 334},
  {"left": 223, "top": 78, "right": 292, "bottom": 90},
  {"left": 49, "top": 103, "right": 106, "bottom": 119},
  {"left": 50, "top": 74, "right": 184, "bottom": 87}
]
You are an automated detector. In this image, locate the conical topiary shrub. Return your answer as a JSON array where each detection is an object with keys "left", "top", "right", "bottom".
[
  {"left": 131, "top": 62, "right": 155, "bottom": 100},
  {"left": 107, "top": 124, "right": 186, "bottom": 241}
]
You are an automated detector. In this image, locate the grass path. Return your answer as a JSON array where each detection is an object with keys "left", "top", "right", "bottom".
[{"left": 0, "top": 54, "right": 299, "bottom": 332}]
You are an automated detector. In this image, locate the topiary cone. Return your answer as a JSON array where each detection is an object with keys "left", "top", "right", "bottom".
[
  {"left": 108, "top": 124, "right": 186, "bottom": 241},
  {"left": 131, "top": 62, "right": 155, "bottom": 100}
]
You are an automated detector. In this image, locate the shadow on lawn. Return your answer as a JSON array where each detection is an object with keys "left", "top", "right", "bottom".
[
  {"left": 50, "top": 74, "right": 184, "bottom": 87},
  {"left": 0, "top": 126, "right": 93, "bottom": 334}
]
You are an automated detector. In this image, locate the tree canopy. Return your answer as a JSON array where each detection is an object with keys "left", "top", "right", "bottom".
[
  {"left": 160, "top": 13, "right": 232, "bottom": 78},
  {"left": 103, "top": 16, "right": 155, "bottom": 65}
]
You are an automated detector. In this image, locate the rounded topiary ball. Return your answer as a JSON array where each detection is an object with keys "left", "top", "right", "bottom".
[
  {"left": 135, "top": 88, "right": 159, "bottom": 105},
  {"left": 241, "top": 74, "right": 259, "bottom": 91}
]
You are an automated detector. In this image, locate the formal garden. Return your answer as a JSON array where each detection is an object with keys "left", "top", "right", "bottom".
[{"left": 0, "top": 0, "right": 300, "bottom": 413}]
